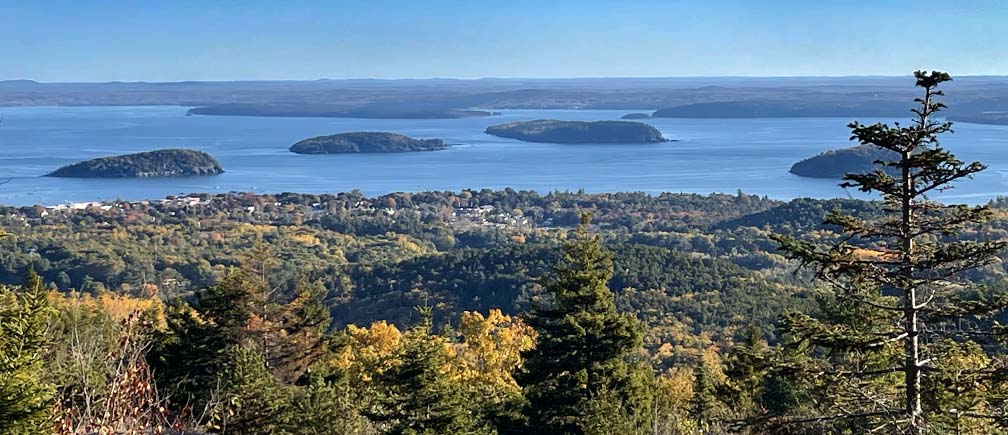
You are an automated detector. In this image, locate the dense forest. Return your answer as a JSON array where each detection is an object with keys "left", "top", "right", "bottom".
[{"left": 3, "top": 73, "right": 1008, "bottom": 434}]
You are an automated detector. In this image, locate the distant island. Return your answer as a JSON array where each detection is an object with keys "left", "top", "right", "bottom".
[
  {"left": 47, "top": 149, "right": 224, "bottom": 178},
  {"left": 789, "top": 145, "right": 897, "bottom": 178},
  {"left": 652, "top": 101, "right": 910, "bottom": 118},
  {"left": 289, "top": 132, "right": 448, "bottom": 154},
  {"left": 948, "top": 112, "right": 1008, "bottom": 125},
  {"left": 621, "top": 112, "right": 652, "bottom": 120},
  {"left": 485, "top": 119, "right": 667, "bottom": 144},
  {"left": 188, "top": 103, "right": 495, "bottom": 119}
]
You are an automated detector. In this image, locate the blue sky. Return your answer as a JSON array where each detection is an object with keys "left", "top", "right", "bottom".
[{"left": 2, "top": 0, "right": 1006, "bottom": 81}]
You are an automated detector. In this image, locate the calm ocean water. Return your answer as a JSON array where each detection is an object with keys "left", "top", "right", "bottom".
[{"left": 0, "top": 106, "right": 1006, "bottom": 206}]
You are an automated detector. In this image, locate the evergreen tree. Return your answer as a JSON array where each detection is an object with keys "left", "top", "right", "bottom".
[
  {"left": 0, "top": 269, "right": 56, "bottom": 435},
  {"left": 689, "top": 361, "right": 717, "bottom": 423},
  {"left": 723, "top": 325, "right": 770, "bottom": 417},
  {"left": 150, "top": 270, "right": 259, "bottom": 413},
  {"left": 213, "top": 344, "right": 293, "bottom": 435},
  {"left": 517, "top": 215, "right": 653, "bottom": 435},
  {"left": 773, "top": 71, "right": 1008, "bottom": 434},
  {"left": 288, "top": 373, "right": 373, "bottom": 435},
  {"left": 152, "top": 267, "right": 332, "bottom": 422},
  {"left": 368, "top": 306, "right": 483, "bottom": 435}
]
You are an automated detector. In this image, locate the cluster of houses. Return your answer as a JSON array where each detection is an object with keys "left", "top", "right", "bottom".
[
  {"left": 2, "top": 192, "right": 542, "bottom": 232},
  {"left": 452, "top": 204, "right": 535, "bottom": 229}
]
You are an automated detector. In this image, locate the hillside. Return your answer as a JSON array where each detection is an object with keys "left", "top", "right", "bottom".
[
  {"left": 485, "top": 119, "right": 667, "bottom": 143},
  {"left": 0, "top": 190, "right": 794, "bottom": 347},
  {"left": 46, "top": 149, "right": 224, "bottom": 178},
  {"left": 5, "top": 188, "right": 1005, "bottom": 349},
  {"left": 289, "top": 132, "right": 447, "bottom": 154}
]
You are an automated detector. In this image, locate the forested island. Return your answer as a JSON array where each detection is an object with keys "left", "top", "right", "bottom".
[
  {"left": 789, "top": 144, "right": 897, "bottom": 178},
  {"left": 188, "top": 103, "right": 494, "bottom": 119},
  {"left": 621, "top": 112, "right": 652, "bottom": 119},
  {"left": 289, "top": 132, "right": 447, "bottom": 154},
  {"left": 485, "top": 119, "right": 667, "bottom": 143},
  {"left": 46, "top": 149, "right": 224, "bottom": 178}
]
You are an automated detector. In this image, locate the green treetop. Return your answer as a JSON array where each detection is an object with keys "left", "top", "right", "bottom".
[
  {"left": 0, "top": 269, "right": 56, "bottom": 435},
  {"left": 517, "top": 215, "right": 653, "bottom": 435}
]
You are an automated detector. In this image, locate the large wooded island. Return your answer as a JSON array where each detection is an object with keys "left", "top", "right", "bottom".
[
  {"left": 47, "top": 149, "right": 224, "bottom": 178},
  {"left": 289, "top": 132, "right": 448, "bottom": 154},
  {"left": 484, "top": 119, "right": 667, "bottom": 143},
  {"left": 789, "top": 144, "right": 896, "bottom": 178}
]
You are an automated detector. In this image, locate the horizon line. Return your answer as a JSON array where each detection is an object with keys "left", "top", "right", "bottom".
[{"left": 6, "top": 74, "right": 1008, "bottom": 85}]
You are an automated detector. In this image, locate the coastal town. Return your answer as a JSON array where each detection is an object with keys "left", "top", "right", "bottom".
[{"left": 3, "top": 190, "right": 540, "bottom": 231}]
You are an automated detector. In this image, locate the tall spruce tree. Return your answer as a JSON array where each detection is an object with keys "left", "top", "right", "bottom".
[
  {"left": 152, "top": 267, "right": 332, "bottom": 421},
  {"left": 0, "top": 270, "right": 55, "bottom": 435},
  {"left": 723, "top": 325, "right": 771, "bottom": 419},
  {"left": 213, "top": 344, "right": 293, "bottom": 435},
  {"left": 773, "top": 71, "right": 1008, "bottom": 434},
  {"left": 517, "top": 215, "right": 652, "bottom": 435},
  {"left": 689, "top": 361, "right": 718, "bottom": 424},
  {"left": 151, "top": 270, "right": 260, "bottom": 413}
]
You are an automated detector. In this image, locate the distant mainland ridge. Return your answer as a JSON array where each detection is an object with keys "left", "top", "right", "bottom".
[
  {"left": 651, "top": 101, "right": 913, "bottom": 118},
  {"left": 289, "top": 132, "right": 447, "bottom": 154},
  {"left": 948, "top": 112, "right": 1008, "bottom": 125},
  {"left": 188, "top": 103, "right": 497, "bottom": 119},
  {"left": 47, "top": 149, "right": 223, "bottom": 178},
  {"left": 4, "top": 77, "right": 1008, "bottom": 122},
  {"left": 485, "top": 119, "right": 668, "bottom": 144}
]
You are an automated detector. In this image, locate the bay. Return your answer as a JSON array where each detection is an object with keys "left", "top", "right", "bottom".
[{"left": 0, "top": 105, "right": 1005, "bottom": 206}]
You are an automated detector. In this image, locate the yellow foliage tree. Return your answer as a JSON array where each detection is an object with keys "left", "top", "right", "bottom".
[
  {"left": 333, "top": 320, "right": 404, "bottom": 383},
  {"left": 49, "top": 291, "right": 164, "bottom": 327},
  {"left": 454, "top": 309, "right": 536, "bottom": 397}
]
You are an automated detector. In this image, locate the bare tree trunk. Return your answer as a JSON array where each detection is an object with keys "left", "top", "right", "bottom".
[{"left": 902, "top": 148, "right": 921, "bottom": 433}]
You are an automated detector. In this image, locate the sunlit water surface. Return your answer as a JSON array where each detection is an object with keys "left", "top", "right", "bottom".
[{"left": 0, "top": 106, "right": 1005, "bottom": 206}]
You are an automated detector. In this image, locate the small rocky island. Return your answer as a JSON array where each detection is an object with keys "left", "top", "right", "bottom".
[
  {"left": 790, "top": 145, "right": 897, "bottom": 178},
  {"left": 484, "top": 119, "right": 667, "bottom": 144},
  {"left": 289, "top": 132, "right": 447, "bottom": 154},
  {"left": 621, "top": 112, "right": 652, "bottom": 120},
  {"left": 47, "top": 149, "right": 224, "bottom": 178}
]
